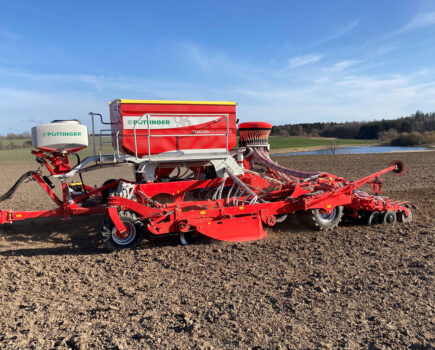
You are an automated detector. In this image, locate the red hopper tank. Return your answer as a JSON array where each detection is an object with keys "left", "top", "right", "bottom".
[{"left": 109, "top": 99, "right": 237, "bottom": 157}]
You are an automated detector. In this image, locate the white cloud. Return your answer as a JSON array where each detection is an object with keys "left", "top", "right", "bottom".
[
  {"left": 375, "top": 44, "right": 396, "bottom": 55},
  {"left": 176, "top": 42, "right": 266, "bottom": 83},
  {"left": 0, "top": 69, "right": 201, "bottom": 96},
  {"left": 304, "top": 19, "right": 360, "bottom": 48},
  {"left": 234, "top": 71, "right": 435, "bottom": 124},
  {"left": 2, "top": 67, "right": 434, "bottom": 131},
  {"left": 397, "top": 11, "right": 435, "bottom": 33},
  {"left": 323, "top": 19, "right": 360, "bottom": 42},
  {"left": 0, "top": 88, "right": 103, "bottom": 132},
  {"left": 1, "top": 34, "right": 435, "bottom": 133},
  {"left": 179, "top": 42, "right": 214, "bottom": 70},
  {"left": 288, "top": 54, "right": 323, "bottom": 69},
  {"left": 0, "top": 70, "right": 211, "bottom": 133},
  {"left": 327, "top": 59, "right": 360, "bottom": 72}
]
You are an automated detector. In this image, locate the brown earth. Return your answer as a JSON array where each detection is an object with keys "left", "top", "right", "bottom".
[{"left": 0, "top": 152, "right": 433, "bottom": 349}]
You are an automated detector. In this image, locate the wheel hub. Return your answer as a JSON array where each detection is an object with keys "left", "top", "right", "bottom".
[
  {"left": 318, "top": 208, "right": 337, "bottom": 223},
  {"left": 112, "top": 221, "right": 136, "bottom": 245}
]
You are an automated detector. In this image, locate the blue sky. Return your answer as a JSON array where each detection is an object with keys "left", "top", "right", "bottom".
[{"left": 1, "top": 0, "right": 435, "bottom": 133}]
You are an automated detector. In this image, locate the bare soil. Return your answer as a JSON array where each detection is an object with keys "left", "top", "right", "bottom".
[{"left": 0, "top": 152, "right": 433, "bottom": 349}]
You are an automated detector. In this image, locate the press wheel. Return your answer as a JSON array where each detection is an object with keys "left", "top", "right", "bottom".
[
  {"left": 306, "top": 206, "right": 343, "bottom": 231},
  {"left": 101, "top": 211, "right": 143, "bottom": 252}
]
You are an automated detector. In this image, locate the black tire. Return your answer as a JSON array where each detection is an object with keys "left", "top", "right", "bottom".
[
  {"left": 383, "top": 211, "right": 397, "bottom": 224},
  {"left": 275, "top": 214, "right": 288, "bottom": 223},
  {"left": 367, "top": 212, "right": 382, "bottom": 226},
  {"left": 101, "top": 211, "right": 143, "bottom": 252},
  {"left": 179, "top": 231, "right": 199, "bottom": 245},
  {"left": 305, "top": 206, "right": 343, "bottom": 231},
  {"left": 399, "top": 208, "right": 413, "bottom": 223}
]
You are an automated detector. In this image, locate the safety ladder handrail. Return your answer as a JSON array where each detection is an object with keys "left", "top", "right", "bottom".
[{"left": 89, "top": 112, "right": 120, "bottom": 164}]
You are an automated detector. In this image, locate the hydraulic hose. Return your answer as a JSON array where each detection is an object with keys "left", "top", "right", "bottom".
[
  {"left": 251, "top": 147, "right": 320, "bottom": 181},
  {"left": 0, "top": 171, "right": 36, "bottom": 202}
]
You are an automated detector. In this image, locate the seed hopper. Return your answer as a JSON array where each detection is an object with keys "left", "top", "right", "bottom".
[{"left": 0, "top": 100, "right": 415, "bottom": 251}]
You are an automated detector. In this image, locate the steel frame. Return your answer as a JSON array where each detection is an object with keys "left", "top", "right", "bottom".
[
  {"left": 0, "top": 127, "right": 415, "bottom": 245},
  {"left": 0, "top": 150, "right": 413, "bottom": 236}
]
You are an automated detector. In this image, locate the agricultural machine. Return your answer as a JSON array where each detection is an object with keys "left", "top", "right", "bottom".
[{"left": 0, "top": 99, "right": 414, "bottom": 251}]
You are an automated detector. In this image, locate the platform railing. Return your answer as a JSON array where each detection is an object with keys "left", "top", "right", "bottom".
[
  {"left": 89, "top": 112, "right": 119, "bottom": 163},
  {"left": 132, "top": 113, "right": 230, "bottom": 160},
  {"left": 90, "top": 112, "right": 231, "bottom": 163}
]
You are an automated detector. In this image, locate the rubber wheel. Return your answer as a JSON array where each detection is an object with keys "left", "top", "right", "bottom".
[
  {"left": 383, "top": 211, "right": 397, "bottom": 225},
  {"left": 399, "top": 208, "right": 413, "bottom": 223},
  {"left": 367, "top": 212, "right": 382, "bottom": 226},
  {"left": 179, "top": 231, "right": 199, "bottom": 245},
  {"left": 275, "top": 214, "right": 288, "bottom": 223},
  {"left": 101, "top": 211, "right": 143, "bottom": 252},
  {"left": 305, "top": 206, "right": 343, "bottom": 231}
]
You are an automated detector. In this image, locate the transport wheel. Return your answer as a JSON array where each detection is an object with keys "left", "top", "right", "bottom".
[
  {"left": 383, "top": 211, "right": 397, "bottom": 225},
  {"left": 179, "top": 231, "right": 199, "bottom": 245},
  {"left": 399, "top": 208, "right": 413, "bottom": 223},
  {"left": 101, "top": 211, "right": 143, "bottom": 252},
  {"left": 367, "top": 212, "right": 382, "bottom": 226},
  {"left": 275, "top": 214, "right": 288, "bottom": 223},
  {"left": 306, "top": 206, "right": 343, "bottom": 231}
]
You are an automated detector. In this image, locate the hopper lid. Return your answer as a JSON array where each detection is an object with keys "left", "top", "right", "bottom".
[
  {"left": 51, "top": 119, "right": 81, "bottom": 125},
  {"left": 239, "top": 122, "right": 272, "bottom": 130}
]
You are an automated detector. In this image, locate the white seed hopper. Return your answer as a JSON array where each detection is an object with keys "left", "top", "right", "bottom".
[{"left": 32, "top": 120, "right": 88, "bottom": 152}]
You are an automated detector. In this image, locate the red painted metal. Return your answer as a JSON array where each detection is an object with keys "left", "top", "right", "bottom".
[
  {"left": 195, "top": 215, "right": 267, "bottom": 242},
  {"left": 108, "top": 206, "right": 127, "bottom": 234},
  {"left": 0, "top": 153, "right": 413, "bottom": 243},
  {"left": 109, "top": 101, "right": 237, "bottom": 157},
  {"left": 0, "top": 101, "right": 414, "bottom": 245},
  {"left": 239, "top": 122, "right": 272, "bottom": 129},
  {"left": 33, "top": 172, "right": 62, "bottom": 206}
]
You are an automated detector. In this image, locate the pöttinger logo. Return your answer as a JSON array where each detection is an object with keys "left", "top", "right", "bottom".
[{"left": 44, "top": 131, "right": 82, "bottom": 137}]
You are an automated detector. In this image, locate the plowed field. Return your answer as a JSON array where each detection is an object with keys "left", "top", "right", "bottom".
[{"left": 0, "top": 152, "right": 433, "bottom": 349}]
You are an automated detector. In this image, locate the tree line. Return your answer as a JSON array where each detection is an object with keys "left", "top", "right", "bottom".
[
  {"left": 0, "top": 131, "right": 32, "bottom": 150},
  {"left": 271, "top": 111, "right": 435, "bottom": 146}
]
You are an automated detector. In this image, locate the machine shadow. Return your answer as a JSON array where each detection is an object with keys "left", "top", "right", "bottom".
[
  {"left": 0, "top": 215, "right": 105, "bottom": 256},
  {"left": 0, "top": 215, "right": 207, "bottom": 257},
  {"left": 0, "top": 210, "right": 362, "bottom": 257}
]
